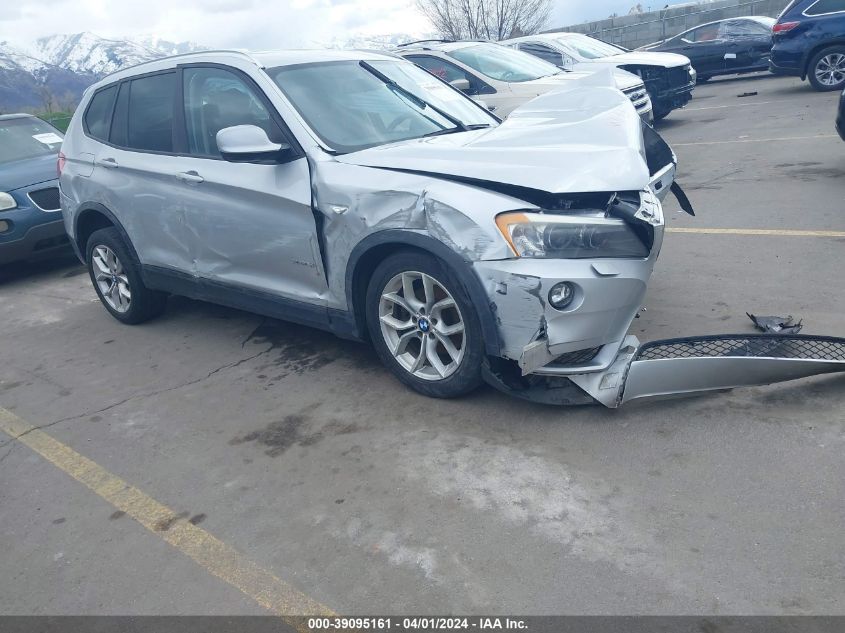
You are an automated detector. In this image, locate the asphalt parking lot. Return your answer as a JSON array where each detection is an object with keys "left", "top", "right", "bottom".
[{"left": 1, "top": 73, "right": 843, "bottom": 616}]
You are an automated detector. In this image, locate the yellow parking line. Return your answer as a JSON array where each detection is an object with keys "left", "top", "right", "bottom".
[
  {"left": 673, "top": 134, "right": 837, "bottom": 146},
  {"left": 0, "top": 407, "right": 334, "bottom": 626},
  {"left": 666, "top": 227, "right": 845, "bottom": 238}
]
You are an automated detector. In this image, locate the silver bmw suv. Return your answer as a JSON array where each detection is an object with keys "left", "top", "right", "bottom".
[{"left": 60, "top": 49, "right": 678, "bottom": 403}]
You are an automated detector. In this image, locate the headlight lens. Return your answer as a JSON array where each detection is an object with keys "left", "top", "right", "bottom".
[
  {"left": 496, "top": 212, "right": 649, "bottom": 259},
  {"left": 0, "top": 192, "right": 16, "bottom": 212}
]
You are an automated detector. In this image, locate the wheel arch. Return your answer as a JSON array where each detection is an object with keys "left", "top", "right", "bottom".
[
  {"left": 345, "top": 230, "right": 502, "bottom": 357},
  {"left": 74, "top": 203, "right": 139, "bottom": 264},
  {"left": 802, "top": 39, "right": 845, "bottom": 79}
]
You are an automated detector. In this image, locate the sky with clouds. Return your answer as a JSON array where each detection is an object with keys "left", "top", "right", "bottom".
[{"left": 1, "top": 0, "right": 687, "bottom": 47}]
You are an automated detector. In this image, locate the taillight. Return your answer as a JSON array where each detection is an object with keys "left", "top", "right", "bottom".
[
  {"left": 57, "top": 151, "right": 66, "bottom": 177},
  {"left": 773, "top": 21, "right": 800, "bottom": 33}
]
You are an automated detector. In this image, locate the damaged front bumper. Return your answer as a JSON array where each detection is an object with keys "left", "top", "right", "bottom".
[{"left": 485, "top": 334, "right": 845, "bottom": 408}]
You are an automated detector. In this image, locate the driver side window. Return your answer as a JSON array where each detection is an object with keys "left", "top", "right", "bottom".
[
  {"left": 519, "top": 43, "right": 565, "bottom": 67},
  {"left": 183, "top": 66, "right": 282, "bottom": 158}
]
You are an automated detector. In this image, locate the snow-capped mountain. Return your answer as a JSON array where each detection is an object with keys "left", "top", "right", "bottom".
[
  {"left": 0, "top": 33, "right": 205, "bottom": 112},
  {"left": 29, "top": 32, "right": 205, "bottom": 76}
]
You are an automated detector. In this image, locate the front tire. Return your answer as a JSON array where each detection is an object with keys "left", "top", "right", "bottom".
[
  {"left": 807, "top": 46, "right": 845, "bottom": 91},
  {"left": 365, "top": 251, "right": 484, "bottom": 398},
  {"left": 86, "top": 227, "right": 167, "bottom": 324}
]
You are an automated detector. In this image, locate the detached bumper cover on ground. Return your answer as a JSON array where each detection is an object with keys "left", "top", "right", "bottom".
[{"left": 494, "top": 334, "right": 845, "bottom": 407}]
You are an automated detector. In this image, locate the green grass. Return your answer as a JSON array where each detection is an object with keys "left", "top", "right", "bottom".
[{"left": 36, "top": 111, "right": 73, "bottom": 132}]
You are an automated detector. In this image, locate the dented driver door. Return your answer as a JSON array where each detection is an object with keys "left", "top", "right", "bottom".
[{"left": 176, "top": 64, "right": 327, "bottom": 303}]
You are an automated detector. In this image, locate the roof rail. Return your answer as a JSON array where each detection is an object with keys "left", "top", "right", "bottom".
[
  {"left": 396, "top": 39, "right": 454, "bottom": 47},
  {"left": 99, "top": 49, "right": 261, "bottom": 80}
]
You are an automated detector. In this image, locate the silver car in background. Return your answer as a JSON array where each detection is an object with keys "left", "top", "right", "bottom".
[
  {"left": 59, "top": 49, "right": 845, "bottom": 407},
  {"left": 395, "top": 40, "right": 653, "bottom": 121}
]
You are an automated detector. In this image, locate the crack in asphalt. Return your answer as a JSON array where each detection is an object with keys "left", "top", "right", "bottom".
[{"left": 0, "top": 342, "right": 276, "bottom": 453}]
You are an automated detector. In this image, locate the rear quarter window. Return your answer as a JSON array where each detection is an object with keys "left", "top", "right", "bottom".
[
  {"left": 84, "top": 85, "right": 118, "bottom": 141},
  {"left": 804, "top": 0, "right": 845, "bottom": 14}
]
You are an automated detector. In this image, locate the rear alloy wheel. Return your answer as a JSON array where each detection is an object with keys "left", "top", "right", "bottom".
[
  {"left": 86, "top": 227, "right": 167, "bottom": 324},
  {"left": 366, "top": 252, "right": 484, "bottom": 398},
  {"left": 92, "top": 245, "right": 132, "bottom": 314},
  {"left": 808, "top": 46, "right": 845, "bottom": 91}
]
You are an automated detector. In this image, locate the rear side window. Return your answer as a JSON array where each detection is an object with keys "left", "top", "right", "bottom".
[
  {"left": 84, "top": 85, "right": 117, "bottom": 141},
  {"left": 127, "top": 72, "right": 176, "bottom": 152},
  {"left": 805, "top": 0, "right": 845, "bottom": 15}
]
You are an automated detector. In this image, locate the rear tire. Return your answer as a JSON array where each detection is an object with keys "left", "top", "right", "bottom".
[
  {"left": 807, "top": 46, "right": 845, "bottom": 91},
  {"left": 86, "top": 227, "right": 167, "bottom": 324},
  {"left": 365, "top": 251, "right": 484, "bottom": 398}
]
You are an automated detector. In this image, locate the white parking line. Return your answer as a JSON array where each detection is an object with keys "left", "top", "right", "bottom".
[{"left": 673, "top": 134, "right": 838, "bottom": 146}]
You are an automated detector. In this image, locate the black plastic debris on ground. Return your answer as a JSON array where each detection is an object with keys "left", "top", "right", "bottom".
[
  {"left": 747, "top": 312, "right": 804, "bottom": 334},
  {"left": 738, "top": 91, "right": 758, "bottom": 98}
]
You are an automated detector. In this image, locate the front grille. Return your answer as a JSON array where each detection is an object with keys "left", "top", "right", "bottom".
[
  {"left": 28, "top": 187, "right": 60, "bottom": 211},
  {"left": 551, "top": 346, "right": 603, "bottom": 366},
  {"left": 667, "top": 65, "right": 693, "bottom": 89},
  {"left": 622, "top": 86, "right": 650, "bottom": 112},
  {"left": 636, "top": 335, "right": 845, "bottom": 362}
]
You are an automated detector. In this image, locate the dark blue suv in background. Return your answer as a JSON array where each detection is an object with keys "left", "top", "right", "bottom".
[
  {"left": 770, "top": 0, "right": 845, "bottom": 90},
  {"left": 0, "top": 114, "right": 69, "bottom": 266}
]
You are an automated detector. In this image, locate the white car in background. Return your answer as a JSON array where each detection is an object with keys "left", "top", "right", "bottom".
[
  {"left": 502, "top": 33, "right": 696, "bottom": 120},
  {"left": 395, "top": 40, "right": 653, "bottom": 121}
]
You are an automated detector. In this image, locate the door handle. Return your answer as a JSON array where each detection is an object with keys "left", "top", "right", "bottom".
[
  {"left": 97, "top": 157, "right": 118, "bottom": 168},
  {"left": 175, "top": 171, "right": 204, "bottom": 184}
]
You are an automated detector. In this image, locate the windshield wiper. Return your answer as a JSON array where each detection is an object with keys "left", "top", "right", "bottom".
[
  {"left": 422, "top": 123, "right": 492, "bottom": 138},
  {"left": 359, "top": 60, "right": 468, "bottom": 133}
]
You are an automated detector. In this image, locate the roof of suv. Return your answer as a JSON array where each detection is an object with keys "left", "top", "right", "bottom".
[{"left": 89, "top": 48, "right": 402, "bottom": 92}]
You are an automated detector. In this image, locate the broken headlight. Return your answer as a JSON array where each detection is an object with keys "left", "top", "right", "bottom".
[
  {"left": 0, "top": 192, "right": 16, "bottom": 212},
  {"left": 495, "top": 212, "right": 649, "bottom": 259}
]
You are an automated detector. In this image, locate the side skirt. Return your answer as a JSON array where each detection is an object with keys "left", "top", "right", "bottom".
[{"left": 141, "top": 265, "right": 359, "bottom": 340}]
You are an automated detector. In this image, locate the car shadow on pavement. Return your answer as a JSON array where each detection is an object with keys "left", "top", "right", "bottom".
[{"left": 0, "top": 253, "right": 83, "bottom": 286}]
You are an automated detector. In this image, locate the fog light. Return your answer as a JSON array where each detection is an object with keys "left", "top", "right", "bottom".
[
  {"left": 548, "top": 282, "right": 575, "bottom": 310},
  {"left": 0, "top": 220, "right": 9, "bottom": 234}
]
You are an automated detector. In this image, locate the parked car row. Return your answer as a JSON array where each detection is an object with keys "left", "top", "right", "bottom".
[{"left": 637, "top": 0, "right": 845, "bottom": 92}]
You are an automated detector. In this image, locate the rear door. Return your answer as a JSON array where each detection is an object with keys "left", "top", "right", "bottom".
[
  {"left": 90, "top": 71, "right": 195, "bottom": 273},
  {"left": 172, "top": 64, "right": 326, "bottom": 302},
  {"left": 722, "top": 19, "right": 773, "bottom": 71}
]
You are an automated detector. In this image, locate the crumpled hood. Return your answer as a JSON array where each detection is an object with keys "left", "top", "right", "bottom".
[
  {"left": 338, "top": 83, "right": 651, "bottom": 195},
  {"left": 581, "top": 50, "right": 690, "bottom": 68},
  {"left": 513, "top": 67, "right": 643, "bottom": 94},
  {"left": 0, "top": 153, "right": 59, "bottom": 192}
]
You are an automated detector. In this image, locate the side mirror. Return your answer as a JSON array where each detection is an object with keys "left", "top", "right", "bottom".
[
  {"left": 449, "top": 78, "right": 471, "bottom": 93},
  {"left": 216, "top": 125, "right": 290, "bottom": 164}
]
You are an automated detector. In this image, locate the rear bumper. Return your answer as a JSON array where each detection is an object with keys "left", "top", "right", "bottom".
[
  {"left": 0, "top": 219, "right": 69, "bottom": 265},
  {"left": 769, "top": 60, "right": 803, "bottom": 77}
]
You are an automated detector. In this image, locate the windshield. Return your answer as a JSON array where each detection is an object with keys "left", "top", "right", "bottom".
[
  {"left": 269, "top": 60, "right": 496, "bottom": 154},
  {"left": 551, "top": 34, "right": 626, "bottom": 60},
  {"left": 0, "top": 117, "right": 63, "bottom": 165},
  {"left": 447, "top": 43, "right": 561, "bottom": 82}
]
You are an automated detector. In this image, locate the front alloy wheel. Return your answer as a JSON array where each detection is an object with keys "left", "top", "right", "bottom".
[
  {"left": 366, "top": 251, "right": 484, "bottom": 398},
  {"left": 92, "top": 245, "right": 131, "bottom": 313},
  {"left": 379, "top": 270, "right": 465, "bottom": 381}
]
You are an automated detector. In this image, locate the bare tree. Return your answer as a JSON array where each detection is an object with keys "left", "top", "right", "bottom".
[
  {"left": 416, "top": 0, "right": 552, "bottom": 41},
  {"left": 35, "top": 84, "right": 57, "bottom": 115},
  {"left": 57, "top": 90, "right": 79, "bottom": 114}
]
